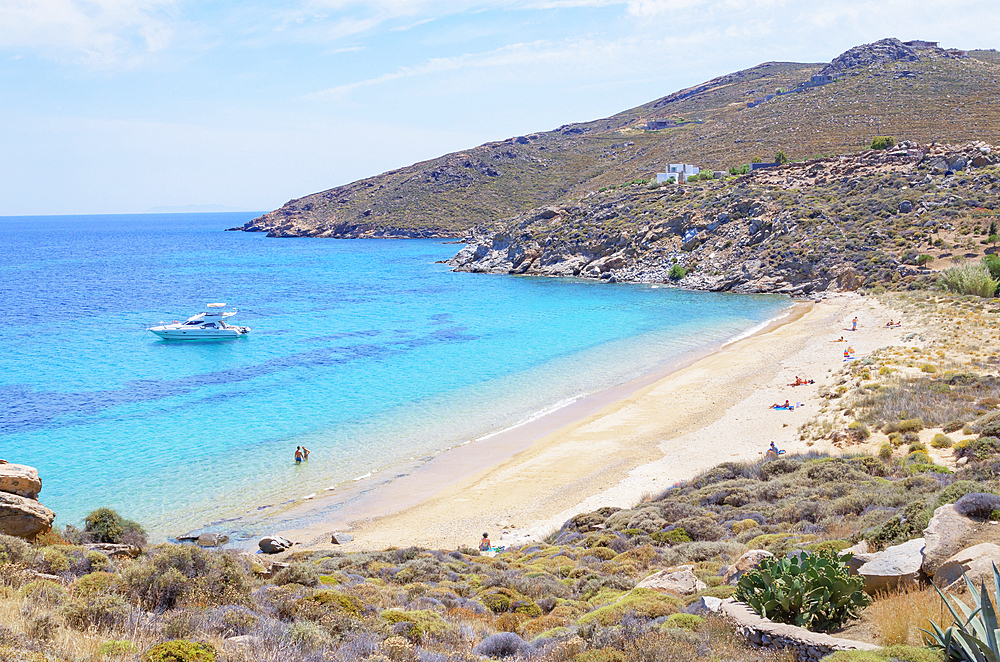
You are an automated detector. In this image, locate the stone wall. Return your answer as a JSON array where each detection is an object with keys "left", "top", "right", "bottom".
[{"left": 721, "top": 600, "right": 877, "bottom": 662}]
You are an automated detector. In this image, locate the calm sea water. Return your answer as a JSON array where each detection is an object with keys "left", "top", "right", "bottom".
[{"left": 0, "top": 212, "right": 790, "bottom": 538}]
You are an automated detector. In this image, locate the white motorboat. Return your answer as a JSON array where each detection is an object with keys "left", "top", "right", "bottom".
[{"left": 149, "top": 303, "right": 250, "bottom": 340}]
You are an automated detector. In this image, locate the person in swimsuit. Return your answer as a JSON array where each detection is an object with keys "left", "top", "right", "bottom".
[
  {"left": 851, "top": 317, "right": 858, "bottom": 331},
  {"left": 295, "top": 446, "right": 303, "bottom": 463},
  {"left": 479, "top": 533, "right": 491, "bottom": 551},
  {"left": 302, "top": 446, "right": 310, "bottom": 460}
]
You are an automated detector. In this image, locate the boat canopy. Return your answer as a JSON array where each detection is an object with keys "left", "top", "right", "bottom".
[{"left": 207, "top": 303, "right": 227, "bottom": 308}]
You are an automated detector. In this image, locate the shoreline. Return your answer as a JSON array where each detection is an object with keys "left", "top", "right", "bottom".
[
  {"left": 264, "top": 290, "right": 912, "bottom": 554},
  {"left": 220, "top": 297, "right": 801, "bottom": 548},
  {"left": 261, "top": 296, "right": 850, "bottom": 552}
]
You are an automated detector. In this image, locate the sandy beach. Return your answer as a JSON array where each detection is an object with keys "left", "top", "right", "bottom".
[{"left": 274, "top": 291, "right": 913, "bottom": 554}]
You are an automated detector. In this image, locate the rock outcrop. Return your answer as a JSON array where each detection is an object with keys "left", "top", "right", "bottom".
[
  {"left": 635, "top": 565, "right": 706, "bottom": 595},
  {"left": 922, "top": 504, "right": 977, "bottom": 575},
  {"left": 819, "top": 38, "right": 920, "bottom": 76},
  {"left": 0, "top": 463, "right": 42, "bottom": 499},
  {"left": 0, "top": 492, "right": 54, "bottom": 540},
  {"left": 857, "top": 538, "right": 925, "bottom": 593},
  {"left": 0, "top": 461, "right": 54, "bottom": 540},
  {"left": 259, "top": 536, "right": 295, "bottom": 554},
  {"left": 933, "top": 543, "right": 1000, "bottom": 590},
  {"left": 723, "top": 550, "right": 774, "bottom": 586},
  {"left": 448, "top": 141, "right": 1000, "bottom": 295}
]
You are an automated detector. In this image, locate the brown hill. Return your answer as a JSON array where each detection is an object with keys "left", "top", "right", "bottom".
[{"left": 233, "top": 38, "right": 1000, "bottom": 238}]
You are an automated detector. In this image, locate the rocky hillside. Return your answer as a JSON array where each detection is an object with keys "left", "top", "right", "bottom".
[
  {"left": 449, "top": 141, "right": 1000, "bottom": 294},
  {"left": 234, "top": 38, "right": 1000, "bottom": 238}
]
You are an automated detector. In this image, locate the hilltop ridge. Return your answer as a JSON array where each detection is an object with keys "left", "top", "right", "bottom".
[{"left": 233, "top": 38, "right": 1000, "bottom": 239}]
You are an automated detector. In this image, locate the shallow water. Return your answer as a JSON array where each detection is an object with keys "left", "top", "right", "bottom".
[{"left": 0, "top": 212, "right": 790, "bottom": 537}]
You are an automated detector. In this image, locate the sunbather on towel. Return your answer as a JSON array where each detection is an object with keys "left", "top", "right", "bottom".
[{"left": 770, "top": 400, "right": 791, "bottom": 409}]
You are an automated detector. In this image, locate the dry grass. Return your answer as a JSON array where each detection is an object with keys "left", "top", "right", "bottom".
[{"left": 867, "top": 586, "right": 947, "bottom": 646}]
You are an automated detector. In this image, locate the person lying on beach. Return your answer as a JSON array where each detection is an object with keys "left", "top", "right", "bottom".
[
  {"left": 788, "top": 378, "right": 815, "bottom": 386},
  {"left": 886, "top": 320, "right": 895, "bottom": 327},
  {"left": 831, "top": 336, "right": 845, "bottom": 342},
  {"left": 479, "top": 533, "right": 491, "bottom": 551},
  {"left": 770, "top": 400, "right": 792, "bottom": 409}
]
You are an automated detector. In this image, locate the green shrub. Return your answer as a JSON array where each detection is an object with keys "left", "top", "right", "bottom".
[
  {"left": 651, "top": 529, "right": 691, "bottom": 545},
  {"left": 734, "top": 550, "right": 869, "bottom": 631},
  {"left": 775, "top": 151, "right": 789, "bottom": 165},
  {"left": 664, "top": 613, "right": 704, "bottom": 630},
  {"left": 899, "top": 418, "right": 925, "bottom": 433},
  {"left": 273, "top": 562, "right": 320, "bottom": 587},
  {"left": 97, "top": 640, "right": 134, "bottom": 658},
  {"left": 288, "top": 621, "right": 331, "bottom": 650},
  {"left": 917, "top": 255, "right": 933, "bottom": 267},
  {"left": 822, "top": 645, "right": 943, "bottom": 662},
  {"left": 669, "top": 264, "right": 687, "bottom": 280},
  {"left": 871, "top": 136, "right": 896, "bottom": 150},
  {"left": 140, "top": 640, "right": 215, "bottom": 662},
  {"left": 984, "top": 254, "right": 1000, "bottom": 280},
  {"left": 83, "top": 508, "right": 147, "bottom": 546},
  {"left": 879, "top": 443, "right": 893, "bottom": 461},
  {"left": 909, "top": 442, "right": 928, "bottom": 453},
  {"left": 41, "top": 547, "right": 71, "bottom": 574},
  {"left": 940, "top": 262, "right": 999, "bottom": 298},
  {"left": 848, "top": 421, "right": 870, "bottom": 440},
  {"left": 931, "top": 434, "right": 953, "bottom": 449},
  {"left": 0, "top": 534, "right": 33, "bottom": 566}
]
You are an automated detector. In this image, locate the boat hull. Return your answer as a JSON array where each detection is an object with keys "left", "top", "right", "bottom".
[{"left": 149, "top": 328, "right": 249, "bottom": 340}]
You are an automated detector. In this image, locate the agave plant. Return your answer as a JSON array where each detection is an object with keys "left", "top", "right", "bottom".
[{"left": 924, "top": 564, "right": 1000, "bottom": 662}]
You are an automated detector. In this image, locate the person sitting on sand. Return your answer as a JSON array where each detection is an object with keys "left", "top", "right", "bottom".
[
  {"left": 479, "top": 533, "right": 491, "bottom": 552},
  {"left": 294, "top": 446, "right": 303, "bottom": 463},
  {"left": 886, "top": 320, "right": 894, "bottom": 327}
]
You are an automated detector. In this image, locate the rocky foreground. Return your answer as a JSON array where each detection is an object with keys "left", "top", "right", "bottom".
[
  {"left": 0, "top": 460, "right": 53, "bottom": 539},
  {"left": 448, "top": 141, "right": 1000, "bottom": 295}
]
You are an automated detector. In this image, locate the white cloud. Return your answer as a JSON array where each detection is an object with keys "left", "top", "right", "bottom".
[{"left": 0, "top": 0, "right": 178, "bottom": 66}]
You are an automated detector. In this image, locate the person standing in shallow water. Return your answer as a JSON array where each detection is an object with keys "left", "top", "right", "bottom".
[
  {"left": 479, "top": 533, "right": 491, "bottom": 551},
  {"left": 302, "top": 446, "right": 310, "bottom": 460},
  {"left": 295, "top": 446, "right": 303, "bottom": 464}
]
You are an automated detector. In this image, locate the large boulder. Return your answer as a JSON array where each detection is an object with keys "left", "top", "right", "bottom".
[
  {"left": 0, "top": 492, "right": 54, "bottom": 539},
  {"left": 858, "top": 538, "right": 925, "bottom": 593},
  {"left": 923, "top": 504, "right": 976, "bottom": 575},
  {"left": 723, "top": 550, "right": 774, "bottom": 585},
  {"left": 685, "top": 596, "right": 723, "bottom": 615},
  {"left": 933, "top": 543, "right": 1000, "bottom": 590},
  {"left": 0, "top": 464, "right": 42, "bottom": 499},
  {"left": 636, "top": 565, "right": 707, "bottom": 595},
  {"left": 258, "top": 536, "right": 294, "bottom": 554}
]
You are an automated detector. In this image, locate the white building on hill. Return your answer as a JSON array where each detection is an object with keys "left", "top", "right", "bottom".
[{"left": 656, "top": 163, "right": 700, "bottom": 184}]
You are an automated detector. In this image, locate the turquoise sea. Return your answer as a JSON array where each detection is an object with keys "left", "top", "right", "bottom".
[{"left": 0, "top": 212, "right": 791, "bottom": 539}]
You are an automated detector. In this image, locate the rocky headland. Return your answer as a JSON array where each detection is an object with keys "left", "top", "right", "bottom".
[
  {"left": 447, "top": 141, "right": 1000, "bottom": 295},
  {"left": 232, "top": 38, "right": 1000, "bottom": 241}
]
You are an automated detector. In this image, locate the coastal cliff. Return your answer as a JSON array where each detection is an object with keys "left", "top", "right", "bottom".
[
  {"left": 234, "top": 39, "right": 1000, "bottom": 240},
  {"left": 449, "top": 141, "right": 1000, "bottom": 294}
]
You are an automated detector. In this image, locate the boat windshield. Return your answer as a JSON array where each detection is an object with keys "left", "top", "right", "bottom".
[{"left": 184, "top": 321, "right": 202, "bottom": 325}]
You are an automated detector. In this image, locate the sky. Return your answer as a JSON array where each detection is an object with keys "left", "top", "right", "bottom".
[{"left": 1, "top": 0, "right": 997, "bottom": 215}]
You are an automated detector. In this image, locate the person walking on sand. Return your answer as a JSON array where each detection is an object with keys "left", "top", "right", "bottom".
[
  {"left": 479, "top": 533, "right": 491, "bottom": 552},
  {"left": 295, "top": 446, "right": 303, "bottom": 464},
  {"left": 851, "top": 316, "right": 858, "bottom": 331}
]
